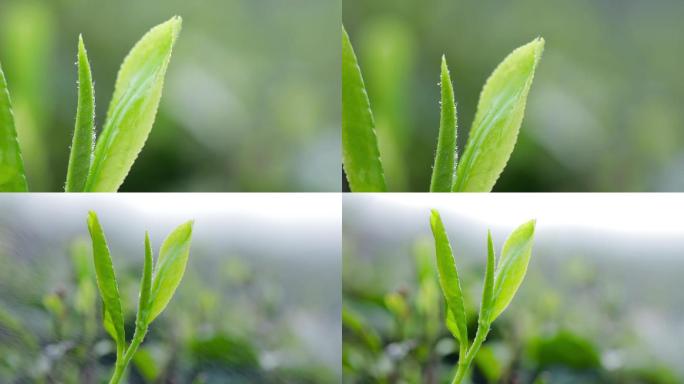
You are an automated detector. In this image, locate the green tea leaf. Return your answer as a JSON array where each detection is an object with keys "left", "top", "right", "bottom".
[
  {"left": 86, "top": 211, "right": 125, "bottom": 354},
  {"left": 65, "top": 35, "right": 95, "bottom": 192},
  {"left": 342, "top": 306, "right": 381, "bottom": 352},
  {"left": 478, "top": 230, "right": 496, "bottom": 324},
  {"left": 132, "top": 347, "right": 160, "bottom": 382},
  {"left": 429, "top": 55, "right": 457, "bottom": 192},
  {"left": 136, "top": 232, "right": 153, "bottom": 327},
  {"left": 85, "top": 17, "right": 182, "bottom": 192},
  {"left": 0, "top": 62, "right": 28, "bottom": 191},
  {"left": 491, "top": 220, "right": 536, "bottom": 320},
  {"left": 430, "top": 209, "right": 467, "bottom": 344},
  {"left": 147, "top": 220, "right": 193, "bottom": 323},
  {"left": 342, "top": 26, "right": 386, "bottom": 192},
  {"left": 453, "top": 38, "right": 544, "bottom": 192}
]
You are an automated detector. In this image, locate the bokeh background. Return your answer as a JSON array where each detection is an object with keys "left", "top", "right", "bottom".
[
  {"left": 0, "top": 194, "right": 341, "bottom": 383},
  {"left": 0, "top": 0, "right": 340, "bottom": 191},
  {"left": 343, "top": 1, "right": 684, "bottom": 191},
  {"left": 343, "top": 194, "right": 684, "bottom": 383}
]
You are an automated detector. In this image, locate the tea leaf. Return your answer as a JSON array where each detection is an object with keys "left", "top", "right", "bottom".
[
  {"left": 342, "top": 26, "right": 386, "bottom": 192},
  {"left": 479, "top": 231, "right": 496, "bottom": 324},
  {"left": 453, "top": 38, "right": 544, "bottom": 192},
  {"left": 430, "top": 209, "right": 467, "bottom": 344},
  {"left": 147, "top": 220, "right": 193, "bottom": 323},
  {"left": 491, "top": 220, "right": 536, "bottom": 320},
  {"left": 86, "top": 211, "right": 125, "bottom": 353},
  {"left": 430, "top": 55, "right": 457, "bottom": 192},
  {"left": 65, "top": 35, "right": 95, "bottom": 192},
  {"left": 85, "top": 16, "right": 182, "bottom": 192},
  {"left": 136, "top": 232, "right": 153, "bottom": 326},
  {"left": 0, "top": 62, "right": 28, "bottom": 191}
]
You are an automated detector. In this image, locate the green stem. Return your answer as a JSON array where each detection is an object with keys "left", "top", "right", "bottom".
[
  {"left": 108, "top": 325, "right": 147, "bottom": 384},
  {"left": 451, "top": 321, "right": 490, "bottom": 384}
]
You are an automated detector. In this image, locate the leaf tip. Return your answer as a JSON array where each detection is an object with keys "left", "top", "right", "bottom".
[{"left": 169, "top": 15, "right": 183, "bottom": 35}]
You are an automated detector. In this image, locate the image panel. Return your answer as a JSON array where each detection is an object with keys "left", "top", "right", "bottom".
[
  {"left": 343, "top": 194, "right": 684, "bottom": 383},
  {"left": 0, "top": 0, "right": 340, "bottom": 192},
  {"left": 0, "top": 194, "right": 341, "bottom": 383},
  {"left": 343, "top": 1, "right": 684, "bottom": 192}
]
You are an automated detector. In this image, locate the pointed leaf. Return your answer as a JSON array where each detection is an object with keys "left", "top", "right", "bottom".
[
  {"left": 0, "top": 62, "right": 28, "bottom": 191},
  {"left": 342, "top": 27, "right": 386, "bottom": 192},
  {"left": 86, "top": 211, "right": 125, "bottom": 353},
  {"left": 85, "top": 17, "right": 182, "bottom": 192},
  {"left": 65, "top": 35, "right": 95, "bottom": 192},
  {"left": 136, "top": 232, "right": 153, "bottom": 327},
  {"left": 491, "top": 220, "right": 536, "bottom": 320},
  {"left": 430, "top": 55, "right": 458, "bottom": 192},
  {"left": 147, "top": 220, "right": 193, "bottom": 323},
  {"left": 479, "top": 230, "right": 496, "bottom": 324},
  {"left": 430, "top": 209, "right": 468, "bottom": 345},
  {"left": 453, "top": 38, "right": 544, "bottom": 192}
]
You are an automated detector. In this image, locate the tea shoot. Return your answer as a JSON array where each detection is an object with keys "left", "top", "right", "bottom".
[
  {"left": 0, "top": 17, "right": 181, "bottom": 192},
  {"left": 429, "top": 209, "right": 535, "bottom": 383},
  {"left": 342, "top": 26, "right": 544, "bottom": 192},
  {"left": 87, "top": 211, "right": 193, "bottom": 384}
]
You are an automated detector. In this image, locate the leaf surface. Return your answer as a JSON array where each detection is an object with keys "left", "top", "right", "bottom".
[
  {"left": 430, "top": 55, "right": 457, "bottom": 192},
  {"left": 85, "top": 17, "right": 181, "bottom": 191},
  {"left": 430, "top": 209, "right": 468, "bottom": 344},
  {"left": 86, "top": 211, "right": 125, "bottom": 353},
  {"left": 147, "top": 220, "right": 193, "bottom": 322},
  {"left": 0, "top": 62, "right": 28, "bottom": 191},
  {"left": 491, "top": 220, "right": 536, "bottom": 320},
  {"left": 342, "top": 27, "right": 386, "bottom": 192},
  {"left": 65, "top": 35, "right": 95, "bottom": 192},
  {"left": 453, "top": 38, "right": 544, "bottom": 192}
]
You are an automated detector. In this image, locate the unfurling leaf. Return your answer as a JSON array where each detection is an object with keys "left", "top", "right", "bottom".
[
  {"left": 147, "top": 220, "right": 193, "bottom": 323},
  {"left": 65, "top": 35, "right": 95, "bottom": 192},
  {"left": 0, "top": 62, "right": 28, "bottom": 192},
  {"left": 85, "top": 16, "right": 182, "bottom": 192},
  {"left": 136, "top": 232, "right": 153, "bottom": 327},
  {"left": 491, "top": 220, "right": 536, "bottom": 320},
  {"left": 430, "top": 55, "right": 457, "bottom": 192},
  {"left": 430, "top": 209, "right": 468, "bottom": 345},
  {"left": 479, "top": 231, "right": 496, "bottom": 324},
  {"left": 342, "top": 26, "right": 386, "bottom": 192},
  {"left": 453, "top": 38, "right": 544, "bottom": 192}
]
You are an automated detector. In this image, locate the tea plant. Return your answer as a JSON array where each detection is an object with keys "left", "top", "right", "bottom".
[
  {"left": 429, "top": 209, "right": 535, "bottom": 383},
  {"left": 342, "top": 26, "right": 544, "bottom": 192},
  {"left": 87, "top": 211, "right": 193, "bottom": 384},
  {"left": 0, "top": 16, "right": 181, "bottom": 192}
]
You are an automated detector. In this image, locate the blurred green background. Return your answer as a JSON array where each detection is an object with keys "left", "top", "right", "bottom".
[
  {"left": 343, "top": 0, "right": 684, "bottom": 191},
  {"left": 343, "top": 195, "right": 684, "bottom": 383},
  {"left": 0, "top": 195, "right": 340, "bottom": 383},
  {"left": 0, "top": 0, "right": 339, "bottom": 191}
]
